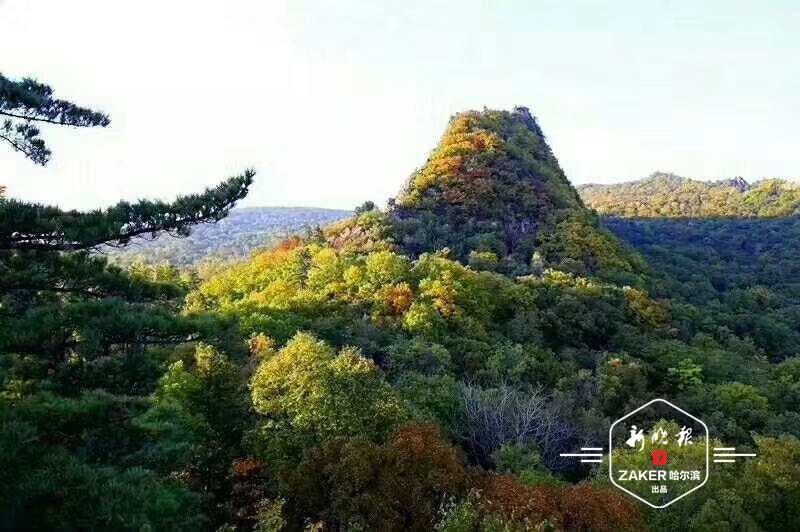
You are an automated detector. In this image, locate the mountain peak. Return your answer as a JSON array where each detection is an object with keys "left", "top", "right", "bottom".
[
  {"left": 396, "top": 107, "right": 582, "bottom": 208},
  {"left": 386, "top": 108, "right": 643, "bottom": 279},
  {"left": 390, "top": 108, "right": 580, "bottom": 260}
]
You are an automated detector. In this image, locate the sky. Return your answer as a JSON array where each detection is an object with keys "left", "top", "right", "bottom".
[{"left": 1, "top": 0, "right": 799, "bottom": 210}]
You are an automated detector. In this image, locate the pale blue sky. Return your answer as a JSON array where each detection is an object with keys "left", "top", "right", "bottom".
[{"left": 1, "top": 1, "right": 798, "bottom": 210}]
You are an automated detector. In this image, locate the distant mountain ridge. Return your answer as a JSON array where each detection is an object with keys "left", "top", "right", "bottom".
[
  {"left": 107, "top": 206, "right": 351, "bottom": 266},
  {"left": 578, "top": 172, "right": 800, "bottom": 218}
]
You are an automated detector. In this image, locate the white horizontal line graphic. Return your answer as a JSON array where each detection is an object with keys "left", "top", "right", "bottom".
[
  {"left": 713, "top": 447, "right": 736, "bottom": 451},
  {"left": 713, "top": 453, "right": 756, "bottom": 457},
  {"left": 560, "top": 453, "right": 603, "bottom": 457},
  {"left": 581, "top": 459, "right": 603, "bottom": 463},
  {"left": 714, "top": 459, "right": 736, "bottom": 463},
  {"left": 580, "top": 447, "right": 603, "bottom": 451}
]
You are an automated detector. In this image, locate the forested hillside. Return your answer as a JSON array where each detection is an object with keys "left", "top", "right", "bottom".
[
  {"left": 604, "top": 217, "right": 800, "bottom": 359},
  {"left": 585, "top": 176, "right": 800, "bottom": 363},
  {"left": 579, "top": 172, "right": 800, "bottom": 217},
  {"left": 2, "top": 91, "right": 799, "bottom": 531},
  {"left": 183, "top": 109, "right": 798, "bottom": 529},
  {"left": 106, "top": 207, "right": 351, "bottom": 266}
]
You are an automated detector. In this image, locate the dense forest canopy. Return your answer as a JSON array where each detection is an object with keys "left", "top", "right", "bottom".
[
  {"left": 579, "top": 171, "right": 800, "bottom": 218},
  {"left": 2, "top": 88, "right": 799, "bottom": 531},
  {"left": 602, "top": 217, "right": 800, "bottom": 360}
]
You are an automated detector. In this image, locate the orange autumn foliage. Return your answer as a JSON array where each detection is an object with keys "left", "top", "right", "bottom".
[
  {"left": 473, "top": 473, "right": 645, "bottom": 532},
  {"left": 285, "top": 423, "right": 469, "bottom": 530},
  {"left": 474, "top": 474, "right": 561, "bottom": 526},
  {"left": 386, "top": 283, "right": 414, "bottom": 314},
  {"left": 277, "top": 236, "right": 304, "bottom": 251},
  {"left": 559, "top": 484, "right": 646, "bottom": 532}
]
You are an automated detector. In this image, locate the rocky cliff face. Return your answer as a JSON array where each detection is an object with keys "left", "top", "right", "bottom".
[{"left": 715, "top": 176, "right": 750, "bottom": 193}]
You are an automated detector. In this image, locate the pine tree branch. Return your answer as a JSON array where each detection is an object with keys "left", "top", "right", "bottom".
[
  {"left": 0, "top": 110, "right": 106, "bottom": 126},
  {"left": 0, "top": 131, "right": 35, "bottom": 159},
  {"left": 1, "top": 119, "right": 51, "bottom": 164},
  {"left": 1, "top": 73, "right": 110, "bottom": 164},
  {"left": 0, "top": 170, "right": 255, "bottom": 251}
]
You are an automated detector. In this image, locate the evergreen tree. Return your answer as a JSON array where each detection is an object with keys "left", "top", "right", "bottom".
[
  {"left": 0, "top": 73, "right": 253, "bottom": 363},
  {"left": 0, "top": 74, "right": 253, "bottom": 528},
  {"left": 0, "top": 174, "right": 253, "bottom": 251}
]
